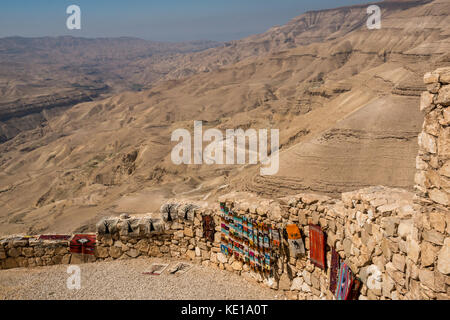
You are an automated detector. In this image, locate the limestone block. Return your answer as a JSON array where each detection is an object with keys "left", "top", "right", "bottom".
[
  {"left": 381, "top": 238, "right": 393, "bottom": 260},
  {"left": 343, "top": 238, "right": 352, "bottom": 257},
  {"left": 302, "top": 270, "right": 312, "bottom": 285},
  {"left": 385, "top": 262, "right": 405, "bottom": 287},
  {"left": 422, "top": 229, "right": 445, "bottom": 245},
  {"left": 310, "top": 274, "right": 320, "bottom": 289},
  {"left": 407, "top": 239, "right": 421, "bottom": 264},
  {"left": 418, "top": 268, "right": 444, "bottom": 292},
  {"left": 277, "top": 273, "right": 291, "bottom": 290},
  {"left": 418, "top": 132, "right": 437, "bottom": 154},
  {"left": 12, "top": 239, "right": 28, "bottom": 247},
  {"left": 424, "top": 72, "right": 440, "bottom": 84},
  {"left": 420, "top": 91, "right": 435, "bottom": 113},
  {"left": 437, "top": 238, "right": 450, "bottom": 275},
  {"left": 201, "top": 250, "right": 210, "bottom": 260},
  {"left": 398, "top": 219, "right": 414, "bottom": 240},
  {"left": 136, "top": 240, "right": 149, "bottom": 254},
  {"left": 231, "top": 260, "right": 243, "bottom": 271},
  {"left": 429, "top": 212, "right": 446, "bottom": 233},
  {"left": 22, "top": 247, "right": 34, "bottom": 257},
  {"left": 421, "top": 241, "right": 439, "bottom": 267},
  {"left": 438, "top": 126, "right": 450, "bottom": 157},
  {"left": 62, "top": 254, "right": 71, "bottom": 264},
  {"left": 160, "top": 245, "right": 169, "bottom": 254},
  {"left": 147, "top": 246, "right": 160, "bottom": 257},
  {"left": 439, "top": 68, "right": 450, "bottom": 84},
  {"left": 392, "top": 254, "right": 406, "bottom": 272},
  {"left": 440, "top": 160, "right": 450, "bottom": 178},
  {"left": 173, "top": 230, "right": 184, "bottom": 239},
  {"left": 126, "top": 248, "right": 139, "bottom": 258},
  {"left": 2, "top": 258, "right": 18, "bottom": 269},
  {"left": 290, "top": 277, "right": 304, "bottom": 291},
  {"left": 55, "top": 247, "right": 68, "bottom": 255},
  {"left": 52, "top": 255, "right": 63, "bottom": 264},
  {"left": 217, "top": 252, "right": 228, "bottom": 264},
  {"left": 184, "top": 227, "right": 194, "bottom": 238},
  {"left": 301, "top": 283, "right": 311, "bottom": 293},
  {"left": 436, "top": 85, "right": 450, "bottom": 106},
  {"left": 7, "top": 247, "right": 21, "bottom": 258},
  {"left": 427, "top": 83, "right": 441, "bottom": 94},
  {"left": 382, "top": 274, "right": 395, "bottom": 298}
]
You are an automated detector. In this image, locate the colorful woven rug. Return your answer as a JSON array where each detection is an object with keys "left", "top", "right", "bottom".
[
  {"left": 335, "top": 261, "right": 354, "bottom": 300},
  {"left": 286, "top": 224, "right": 305, "bottom": 258},
  {"left": 70, "top": 234, "right": 96, "bottom": 255},
  {"left": 329, "top": 247, "right": 340, "bottom": 294},
  {"left": 309, "top": 224, "right": 326, "bottom": 269},
  {"left": 218, "top": 203, "right": 276, "bottom": 274}
]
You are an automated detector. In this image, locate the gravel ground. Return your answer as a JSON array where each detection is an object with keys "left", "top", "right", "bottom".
[{"left": 0, "top": 257, "right": 287, "bottom": 300}]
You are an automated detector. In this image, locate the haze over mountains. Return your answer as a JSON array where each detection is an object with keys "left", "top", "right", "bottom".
[
  {"left": 0, "top": 0, "right": 449, "bottom": 235},
  {"left": 0, "top": 37, "right": 219, "bottom": 142}
]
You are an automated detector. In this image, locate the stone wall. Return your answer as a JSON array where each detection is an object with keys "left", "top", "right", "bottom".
[
  {"left": 0, "top": 189, "right": 447, "bottom": 300},
  {"left": 0, "top": 68, "right": 449, "bottom": 300},
  {"left": 213, "top": 187, "right": 421, "bottom": 300},
  {"left": 94, "top": 207, "right": 218, "bottom": 263},
  {"left": 0, "top": 187, "right": 428, "bottom": 300},
  {"left": 0, "top": 236, "right": 90, "bottom": 269},
  {"left": 412, "top": 67, "right": 450, "bottom": 299}
]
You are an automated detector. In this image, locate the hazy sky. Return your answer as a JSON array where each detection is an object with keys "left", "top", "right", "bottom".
[{"left": 0, "top": 0, "right": 373, "bottom": 42}]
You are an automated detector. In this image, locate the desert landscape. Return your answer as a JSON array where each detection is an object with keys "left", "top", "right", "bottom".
[
  {"left": 0, "top": 0, "right": 449, "bottom": 235},
  {"left": 0, "top": 0, "right": 449, "bottom": 302}
]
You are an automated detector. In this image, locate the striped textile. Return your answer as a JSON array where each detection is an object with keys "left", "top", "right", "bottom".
[
  {"left": 309, "top": 224, "right": 326, "bottom": 269},
  {"left": 218, "top": 204, "right": 275, "bottom": 273},
  {"left": 39, "top": 235, "right": 71, "bottom": 241},
  {"left": 335, "top": 262, "right": 354, "bottom": 300}
]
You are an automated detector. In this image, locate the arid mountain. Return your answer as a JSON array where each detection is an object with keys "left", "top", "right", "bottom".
[
  {"left": 0, "top": 37, "right": 219, "bottom": 142},
  {"left": 0, "top": 0, "right": 449, "bottom": 235}
]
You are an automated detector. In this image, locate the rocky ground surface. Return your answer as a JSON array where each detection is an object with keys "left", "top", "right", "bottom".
[{"left": 0, "top": 257, "right": 286, "bottom": 300}]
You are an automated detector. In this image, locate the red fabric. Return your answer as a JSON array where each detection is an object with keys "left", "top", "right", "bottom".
[
  {"left": 309, "top": 224, "right": 326, "bottom": 269},
  {"left": 329, "top": 247, "right": 340, "bottom": 293},
  {"left": 39, "top": 235, "right": 71, "bottom": 241},
  {"left": 70, "top": 234, "right": 96, "bottom": 255}
]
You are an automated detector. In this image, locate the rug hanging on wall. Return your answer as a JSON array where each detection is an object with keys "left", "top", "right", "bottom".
[
  {"left": 335, "top": 261, "right": 355, "bottom": 300},
  {"left": 309, "top": 224, "right": 326, "bottom": 269},
  {"left": 70, "top": 234, "right": 96, "bottom": 255},
  {"left": 329, "top": 247, "right": 340, "bottom": 294},
  {"left": 218, "top": 203, "right": 276, "bottom": 274},
  {"left": 202, "top": 215, "right": 215, "bottom": 242},
  {"left": 286, "top": 224, "right": 305, "bottom": 258}
]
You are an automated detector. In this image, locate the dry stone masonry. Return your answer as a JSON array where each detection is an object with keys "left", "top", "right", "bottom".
[{"left": 0, "top": 68, "right": 449, "bottom": 300}]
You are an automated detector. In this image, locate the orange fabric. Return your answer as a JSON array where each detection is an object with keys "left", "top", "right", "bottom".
[{"left": 286, "top": 224, "right": 301, "bottom": 239}]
